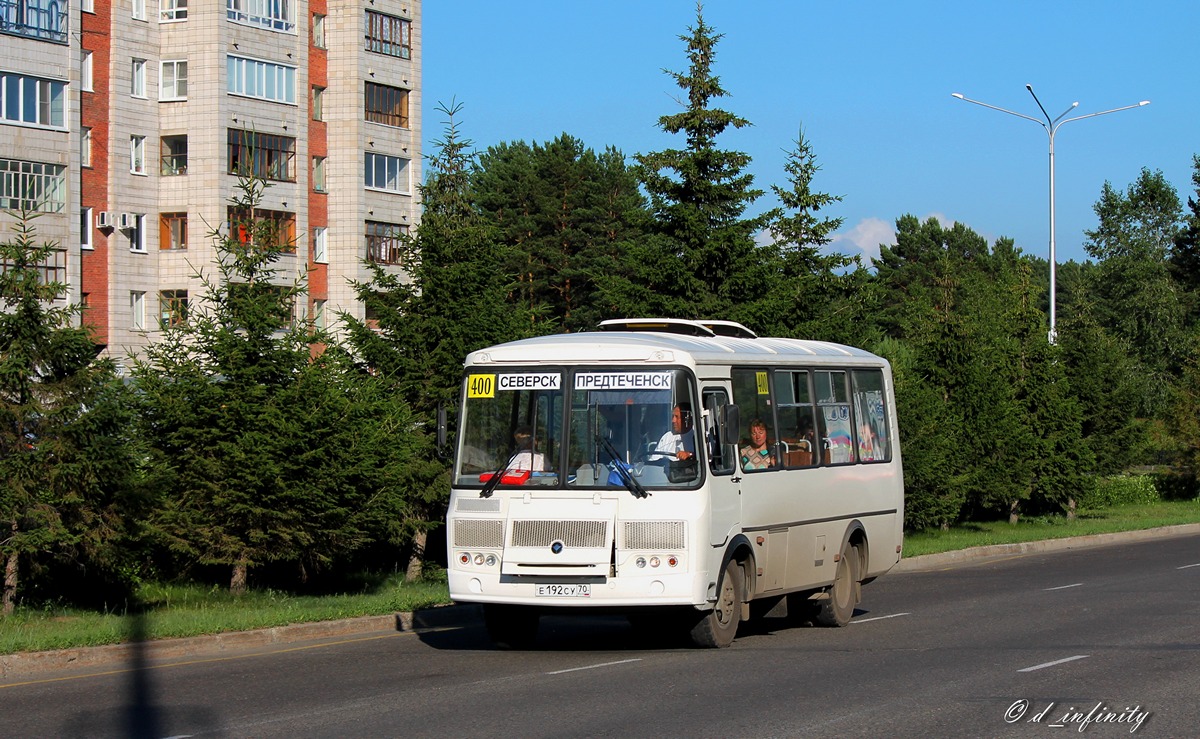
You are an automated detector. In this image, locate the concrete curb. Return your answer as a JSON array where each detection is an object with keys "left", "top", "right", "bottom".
[
  {"left": 0, "top": 604, "right": 482, "bottom": 681},
  {"left": 3, "top": 524, "right": 1198, "bottom": 679},
  {"left": 892, "top": 522, "right": 1200, "bottom": 573}
]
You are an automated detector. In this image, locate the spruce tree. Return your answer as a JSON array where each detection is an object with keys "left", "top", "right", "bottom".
[
  {"left": 0, "top": 210, "right": 140, "bottom": 614},
  {"left": 635, "top": 2, "right": 770, "bottom": 318},
  {"left": 345, "top": 102, "right": 533, "bottom": 579},
  {"left": 135, "top": 177, "right": 414, "bottom": 593}
]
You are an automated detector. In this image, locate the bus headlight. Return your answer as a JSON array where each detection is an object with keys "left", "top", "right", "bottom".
[
  {"left": 485, "top": 554, "right": 498, "bottom": 567},
  {"left": 635, "top": 557, "right": 647, "bottom": 568}
]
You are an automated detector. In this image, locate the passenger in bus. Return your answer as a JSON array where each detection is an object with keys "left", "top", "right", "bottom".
[
  {"left": 510, "top": 425, "right": 544, "bottom": 471},
  {"left": 857, "top": 421, "right": 878, "bottom": 462},
  {"left": 740, "top": 418, "right": 775, "bottom": 471},
  {"left": 649, "top": 404, "right": 695, "bottom": 462}
]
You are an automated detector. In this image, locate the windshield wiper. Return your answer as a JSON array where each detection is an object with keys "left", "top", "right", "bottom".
[
  {"left": 479, "top": 447, "right": 522, "bottom": 498},
  {"left": 596, "top": 434, "right": 649, "bottom": 499}
]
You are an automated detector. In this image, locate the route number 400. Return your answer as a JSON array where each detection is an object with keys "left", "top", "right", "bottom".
[{"left": 467, "top": 374, "right": 495, "bottom": 399}]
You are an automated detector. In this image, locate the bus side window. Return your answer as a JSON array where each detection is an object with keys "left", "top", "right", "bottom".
[
  {"left": 775, "top": 370, "right": 817, "bottom": 468},
  {"left": 703, "top": 388, "right": 735, "bottom": 475}
]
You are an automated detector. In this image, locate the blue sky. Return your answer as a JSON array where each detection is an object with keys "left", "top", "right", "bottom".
[{"left": 423, "top": 1, "right": 1198, "bottom": 266}]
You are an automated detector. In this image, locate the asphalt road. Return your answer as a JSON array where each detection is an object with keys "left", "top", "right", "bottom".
[{"left": 2, "top": 533, "right": 1197, "bottom": 737}]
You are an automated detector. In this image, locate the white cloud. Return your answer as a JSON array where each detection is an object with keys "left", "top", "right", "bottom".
[{"left": 830, "top": 217, "right": 896, "bottom": 264}]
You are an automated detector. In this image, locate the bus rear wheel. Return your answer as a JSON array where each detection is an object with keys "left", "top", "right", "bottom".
[
  {"left": 690, "top": 559, "right": 743, "bottom": 648},
  {"left": 483, "top": 604, "right": 539, "bottom": 649},
  {"left": 816, "top": 544, "right": 859, "bottom": 627}
]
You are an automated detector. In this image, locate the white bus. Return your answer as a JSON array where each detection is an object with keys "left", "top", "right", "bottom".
[{"left": 446, "top": 319, "right": 904, "bottom": 648}]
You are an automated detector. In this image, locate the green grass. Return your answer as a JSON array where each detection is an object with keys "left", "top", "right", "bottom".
[
  {"left": 902, "top": 499, "right": 1200, "bottom": 557},
  {"left": 3, "top": 499, "right": 1199, "bottom": 656},
  {"left": 0, "top": 574, "right": 451, "bottom": 656}
]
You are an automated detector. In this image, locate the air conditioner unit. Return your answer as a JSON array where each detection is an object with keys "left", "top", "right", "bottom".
[
  {"left": 94, "top": 211, "right": 116, "bottom": 229},
  {"left": 118, "top": 212, "right": 137, "bottom": 230}
]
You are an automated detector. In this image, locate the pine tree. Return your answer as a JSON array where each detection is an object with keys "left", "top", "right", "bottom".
[
  {"left": 0, "top": 210, "right": 140, "bottom": 614},
  {"left": 473, "top": 134, "right": 651, "bottom": 331},
  {"left": 635, "top": 2, "right": 770, "bottom": 318}
]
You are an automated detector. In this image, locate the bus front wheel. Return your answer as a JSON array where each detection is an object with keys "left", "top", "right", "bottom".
[
  {"left": 816, "top": 544, "right": 859, "bottom": 627},
  {"left": 483, "top": 604, "right": 539, "bottom": 649},
  {"left": 690, "top": 559, "right": 743, "bottom": 648}
]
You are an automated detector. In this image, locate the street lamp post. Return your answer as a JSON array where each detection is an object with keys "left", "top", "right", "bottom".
[{"left": 951, "top": 86, "right": 1149, "bottom": 344}]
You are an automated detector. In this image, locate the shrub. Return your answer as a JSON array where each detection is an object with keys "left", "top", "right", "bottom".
[{"left": 1078, "top": 474, "right": 1161, "bottom": 510}]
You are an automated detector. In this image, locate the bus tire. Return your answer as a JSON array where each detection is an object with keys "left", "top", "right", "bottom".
[
  {"left": 483, "top": 604, "right": 539, "bottom": 649},
  {"left": 816, "top": 544, "right": 858, "bottom": 627},
  {"left": 690, "top": 559, "right": 743, "bottom": 648}
]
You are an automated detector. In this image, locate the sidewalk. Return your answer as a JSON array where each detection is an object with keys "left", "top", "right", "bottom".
[{"left": 3, "top": 523, "right": 1198, "bottom": 680}]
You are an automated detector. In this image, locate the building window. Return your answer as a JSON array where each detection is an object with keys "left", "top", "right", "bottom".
[
  {"left": 226, "top": 55, "right": 296, "bottom": 104},
  {"left": 312, "top": 13, "right": 325, "bottom": 48},
  {"left": 228, "top": 207, "right": 296, "bottom": 252},
  {"left": 364, "top": 82, "right": 409, "bottom": 128},
  {"left": 312, "top": 298, "right": 326, "bottom": 329},
  {"left": 82, "top": 51, "right": 94, "bottom": 91},
  {"left": 365, "top": 10, "right": 411, "bottom": 59},
  {"left": 160, "top": 290, "right": 188, "bottom": 327},
  {"left": 81, "top": 0, "right": 94, "bottom": 12},
  {"left": 365, "top": 221, "right": 406, "bottom": 265},
  {"left": 312, "top": 156, "right": 326, "bottom": 192},
  {"left": 0, "top": 0, "right": 68, "bottom": 42},
  {"left": 81, "top": 208, "right": 93, "bottom": 250},
  {"left": 130, "top": 135, "right": 146, "bottom": 174},
  {"left": 129, "top": 213, "right": 146, "bottom": 251},
  {"left": 132, "top": 0, "right": 146, "bottom": 20},
  {"left": 161, "top": 134, "right": 187, "bottom": 175},
  {"left": 131, "top": 291, "right": 146, "bottom": 331},
  {"left": 131, "top": 59, "right": 147, "bottom": 97},
  {"left": 364, "top": 152, "right": 410, "bottom": 194},
  {"left": 228, "top": 129, "right": 296, "bottom": 182},
  {"left": 160, "top": 60, "right": 187, "bottom": 100},
  {"left": 160, "top": 0, "right": 187, "bottom": 21},
  {"left": 0, "top": 72, "right": 67, "bottom": 128},
  {"left": 160, "top": 212, "right": 186, "bottom": 250},
  {"left": 312, "top": 226, "right": 327, "bottom": 263},
  {"left": 0, "top": 158, "right": 66, "bottom": 212},
  {"left": 312, "top": 85, "right": 324, "bottom": 121},
  {"left": 80, "top": 127, "right": 92, "bottom": 167},
  {"left": 227, "top": 0, "right": 295, "bottom": 33}
]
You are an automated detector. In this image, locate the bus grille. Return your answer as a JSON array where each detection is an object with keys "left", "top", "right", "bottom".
[
  {"left": 456, "top": 498, "right": 501, "bottom": 512},
  {"left": 454, "top": 519, "right": 504, "bottom": 548},
  {"left": 622, "top": 521, "right": 686, "bottom": 550},
  {"left": 511, "top": 520, "right": 608, "bottom": 548}
]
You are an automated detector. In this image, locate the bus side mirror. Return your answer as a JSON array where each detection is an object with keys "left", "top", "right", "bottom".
[
  {"left": 436, "top": 405, "right": 448, "bottom": 457},
  {"left": 720, "top": 404, "right": 740, "bottom": 446}
]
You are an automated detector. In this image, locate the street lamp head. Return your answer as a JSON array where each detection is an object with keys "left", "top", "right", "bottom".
[
  {"left": 952, "top": 93, "right": 964, "bottom": 99},
  {"left": 1139, "top": 100, "right": 1150, "bottom": 106}
]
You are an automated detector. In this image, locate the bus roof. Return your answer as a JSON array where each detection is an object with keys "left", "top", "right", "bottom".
[{"left": 465, "top": 321, "right": 888, "bottom": 369}]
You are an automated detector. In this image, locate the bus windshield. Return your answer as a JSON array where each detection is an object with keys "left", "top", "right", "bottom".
[{"left": 454, "top": 368, "right": 700, "bottom": 490}]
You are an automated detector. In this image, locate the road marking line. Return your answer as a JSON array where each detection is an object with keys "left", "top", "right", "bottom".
[
  {"left": 546, "top": 658, "right": 642, "bottom": 675},
  {"left": 1177, "top": 563, "right": 1200, "bottom": 570},
  {"left": 1018, "top": 655, "right": 1089, "bottom": 672},
  {"left": 1044, "top": 583, "right": 1083, "bottom": 591},
  {"left": 851, "top": 612, "right": 911, "bottom": 624}
]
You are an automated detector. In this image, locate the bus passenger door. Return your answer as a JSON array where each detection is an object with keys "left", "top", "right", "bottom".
[{"left": 703, "top": 387, "right": 740, "bottom": 546}]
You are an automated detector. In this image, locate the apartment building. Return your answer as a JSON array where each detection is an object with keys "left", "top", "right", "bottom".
[{"left": 1, "top": 0, "right": 421, "bottom": 360}]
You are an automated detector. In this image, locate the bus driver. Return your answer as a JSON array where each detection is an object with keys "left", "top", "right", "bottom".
[{"left": 650, "top": 404, "right": 695, "bottom": 462}]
